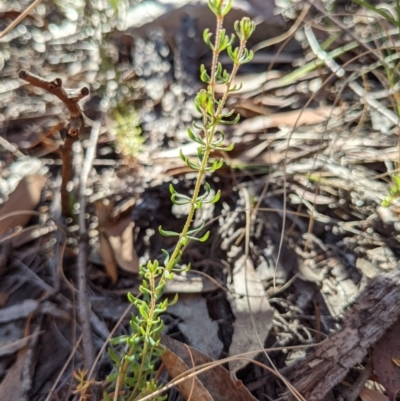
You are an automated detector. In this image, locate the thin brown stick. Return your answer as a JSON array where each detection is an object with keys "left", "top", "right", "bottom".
[
  {"left": 0, "top": 0, "right": 43, "bottom": 39},
  {"left": 61, "top": 135, "right": 77, "bottom": 216},
  {"left": 19, "top": 70, "right": 89, "bottom": 215}
]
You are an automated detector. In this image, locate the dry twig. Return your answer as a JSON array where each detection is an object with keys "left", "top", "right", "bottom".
[
  {"left": 0, "top": 0, "right": 43, "bottom": 39},
  {"left": 18, "top": 70, "right": 89, "bottom": 216}
]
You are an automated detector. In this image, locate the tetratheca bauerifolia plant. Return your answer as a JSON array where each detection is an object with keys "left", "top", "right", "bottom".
[{"left": 105, "top": 1, "right": 255, "bottom": 400}]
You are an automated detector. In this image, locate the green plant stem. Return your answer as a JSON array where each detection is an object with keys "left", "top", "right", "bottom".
[
  {"left": 113, "top": 346, "right": 134, "bottom": 401},
  {"left": 113, "top": 272, "right": 158, "bottom": 401},
  {"left": 162, "top": 41, "right": 247, "bottom": 279},
  {"left": 209, "top": 15, "right": 223, "bottom": 102},
  {"left": 128, "top": 272, "right": 157, "bottom": 401}
]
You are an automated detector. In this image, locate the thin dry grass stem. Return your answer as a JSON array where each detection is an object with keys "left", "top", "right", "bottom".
[
  {"left": 18, "top": 70, "right": 89, "bottom": 216},
  {"left": 274, "top": 39, "right": 396, "bottom": 301},
  {"left": 184, "top": 343, "right": 196, "bottom": 401},
  {"left": 252, "top": 3, "right": 312, "bottom": 52},
  {"left": 0, "top": 0, "right": 43, "bottom": 39},
  {"left": 296, "top": 27, "right": 400, "bottom": 251},
  {"left": 0, "top": 136, "right": 25, "bottom": 158},
  {"left": 308, "top": 0, "right": 381, "bottom": 61},
  {"left": 77, "top": 121, "right": 101, "bottom": 383}
]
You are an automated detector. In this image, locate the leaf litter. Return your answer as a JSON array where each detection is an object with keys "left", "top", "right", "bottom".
[{"left": 1, "top": 0, "right": 400, "bottom": 400}]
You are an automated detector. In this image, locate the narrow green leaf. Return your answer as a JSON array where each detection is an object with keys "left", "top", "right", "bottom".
[
  {"left": 187, "top": 231, "right": 210, "bottom": 242},
  {"left": 161, "top": 249, "right": 170, "bottom": 265},
  {"left": 211, "top": 142, "right": 234, "bottom": 151},
  {"left": 169, "top": 293, "right": 179, "bottom": 306},
  {"left": 106, "top": 372, "right": 120, "bottom": 383},
  {"left": 127, "top": 292, "right": 137, "bottom": 304},
  {"left": 108, "top": 347, "right": 121, "bottom": 365},
  {"left": 187, "top": 219, "right": 206, "bottom": 235},
  {"left": 158, "top": 226, "right": 180, "bottom": 237},
  {"left": 209, "top": 189, "right": 221, "bottom": 204}
]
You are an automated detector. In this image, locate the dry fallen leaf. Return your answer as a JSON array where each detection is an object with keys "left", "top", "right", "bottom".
[
  {"left": 94, "top": 199, "right": 139, "bottom": 282},
  {"left": 0, "top": 175, "right": 47, "bottom": 238},
  {"left": 107, "top": 218, "right": 138, "bottom": 274},
  {"left": 161, "top": 334, "right": 258, "bottom": 401},
  {"left": 99, "top": 232, "right": 118, "bottom": 284},
  {"left": 162, "top": 345, "right": 214, "bottom": 401}
]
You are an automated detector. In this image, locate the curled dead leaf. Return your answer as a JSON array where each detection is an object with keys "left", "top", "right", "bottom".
[
  {"left": 94, "top": 199, "right": 139, "bottom": 282},
  {"left": 161, "top": 334, "right": 257, "bottom": 401},
  {"left": 0, "top": 175, "right": 47, "bottom": 238},
  {"left": 99, "top": 232, "right": 118, "bottom": 284}
]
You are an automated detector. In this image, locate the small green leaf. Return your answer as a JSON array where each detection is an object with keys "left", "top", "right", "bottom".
[
  {"left": 211, "top": 142, "right": 235, "bottom": 151},
  {"left": 209, "top": 189, "right": 221, "bottom": 204},
  {"left": 127, "top": 292, "right": 137, "bottom": 304},
  {"left": 220, "top": 113, "right": 240, "bottom": 125},
  {"left": 187, "top": 230, "right": 210, "bottom": 242},
  {"left": 239, "top": 48, "right": 254, "bottom": 64},
  {"left": 200, "top": 64, "right": 211, "bottom": 83},
  {"left": 208, "top": 159, "right": 224, "bottom": 172},
  {"left": 106, "top": 372, "right": 120, "bottom": 383},
  {"left": 169, "top": 183, "right": 176, "bottom": 194},
  {"left": 187, "top": 219, "right": 206, "bottom": 235},
  {"left": 110, "top": 334, "right": 129, "bottom": 345},
  {"left": 139, "top": 304, "right": 149, "bottom": 320},
  {"left": 203, "top": 28, "right": 214, "bottom": 50},
  {"left": 108, "top": 347, "right": 121, "bottom": 365},
  {"left": 158, "top": 226, "right": 180, "bottom": 237},
  {"left": 169, "top": 293, "right": 179, "bottom": 306},
  {"left": 139, "top": 284, "right": 152, "bottom": 295},
  {"left": 235, "top": 17, "right": 256, "bottom": 40},
  {"left": 187, "top": 127, "right": 205, "bottom": 145},
  {"left": 229, "top": 83, "right": 243, "bottom": 92},
  {"left": 161, "top": 249, "right": 170, "bottom": 265},
  {"left": 197, "top": 182, "right": 211, "bottom": 200}
]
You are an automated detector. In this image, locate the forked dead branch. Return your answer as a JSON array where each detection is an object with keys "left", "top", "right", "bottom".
[{"left": 18, "top": 70, "right": 89, "bottom": 216}]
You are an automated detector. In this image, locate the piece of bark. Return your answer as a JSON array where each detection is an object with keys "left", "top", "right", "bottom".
[{"left": 281, "top": 270, "right": 400, "bottom": 401}]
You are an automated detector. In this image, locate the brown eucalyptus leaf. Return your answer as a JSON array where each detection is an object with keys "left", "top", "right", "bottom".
[
  {"left": 162, "top": 346, "right": 214, "bottom": 401},
  {"left": 99, "top": 232, "right": 118, "bottom": 283},
  {"left": 94, "top": 199, "right": 114, "bottom": 227},
  {"left": 161, "top": 334, "right": 258, "bottom": 401},
  {"left": 0, "top": 175, "right": 46, "bottom": 237},
  {"left": 106, "top": 218, "right": 139, "bottom": 274},
  {"left": 372, "top": 316, "right": 400, "bottom": 401},
  {"left": 94, "top": 199, "right": 139, "bottom": 276}
]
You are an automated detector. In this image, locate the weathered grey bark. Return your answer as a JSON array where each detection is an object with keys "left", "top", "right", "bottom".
[{"left": 281, "top": 269, "right": 400, "bottom": 401}]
